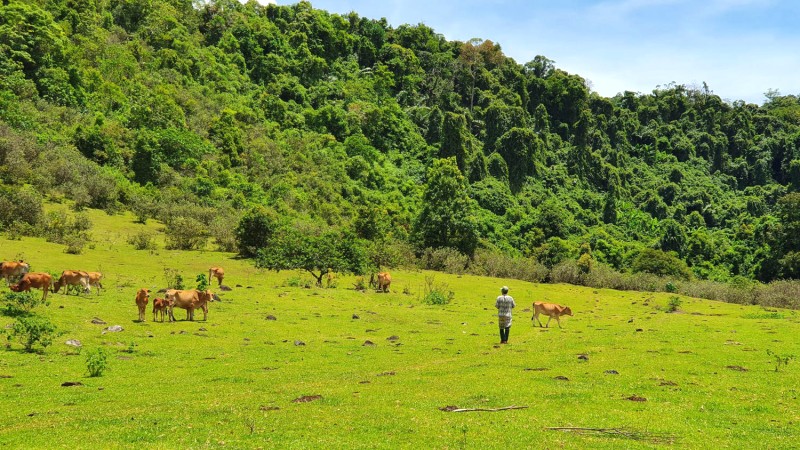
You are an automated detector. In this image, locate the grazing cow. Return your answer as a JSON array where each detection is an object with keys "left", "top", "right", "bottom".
[
  {"left": 9, "top": 272, "right": 52, "bottom": 301},
  {"left": 209, "top": 267, "right": 224, "bottom": 287},
  {"left": 377, "top": 272, "right": 391, "bottom": 293},
  {"left": 152, "top": 297, "right": 169, "bottom": 322},
  {"left": 166, "top": 289, "right": 212, "bottom": 322},
  {"left": 532, "top": 302, "right": 573, "bottom": 328},
  {"left": 53, "top": 270, "right": 90, "bottom": 295},
  {"left": 1, "top": 260, "right": 30, "bottom": 285},
  {"left": 135, "top": 288, "right": 150, "bottom": 322},
  {"left": 87, "top": 272, "right": 104, "bottom": 295}
]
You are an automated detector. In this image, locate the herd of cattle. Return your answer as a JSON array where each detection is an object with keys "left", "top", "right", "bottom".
[
  {"left": 1, "top": 261, "right": 401, "bottom": 324},
  {"left": 0, "top": 261, "right": 226, "bottom": 323}
]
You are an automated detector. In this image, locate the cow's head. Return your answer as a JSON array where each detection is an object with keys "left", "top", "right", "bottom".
[
  {"left": 563, "top": 306, "right": 573, "bottom": 316},
  {"left": 9, "top": 283, "right": 21, "bottom": 292}
]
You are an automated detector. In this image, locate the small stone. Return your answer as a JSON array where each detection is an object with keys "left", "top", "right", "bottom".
[
  {"left": 352, "top": 314, "right": 360, "bottom": 319},
  {"left": 363, "top": 340, "right": 376, "bottom": 347},
  {"left": 91, "top": 317, "right": 106, "bottom": 325},
  {"left": 605, "top": 370, "right": 619, "bottom": 375},
  {"left": 65, "top": 339, "right": 82, "bottom": 348},
  {"left": 386, "top": 335, "right": 399, "bottom": 341},
  {"left": 577, "top": 354, "right": 589, "bottom": 361},
  {"left": 266, "top": 315, "right": 277, "bottom": 321},
  {"left": 102, "top": 325, "right": 124, "bottom": 334},
  {"left": 294, "top": 340, "right": 306, "bottom": 346}
]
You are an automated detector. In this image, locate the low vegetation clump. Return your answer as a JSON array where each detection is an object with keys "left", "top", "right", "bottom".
[
  {"left": 85, "top": 348, "right": 108, "bottom": 377},
  {"left": 6, "top": 315, "right": 60, "bottom": 353}
]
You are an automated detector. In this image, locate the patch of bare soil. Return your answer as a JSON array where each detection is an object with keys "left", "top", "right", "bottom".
[
  {"left": 259, "top": 406, "right": 280, "bottom": 411},
  {"left": 292, "top": 395, "right": 322, "bottom": 403},
  {"left": 439, "top": 405, "right": 459, "bottom": 412},
  {"left": 61, "top": 381, "right": 83, "bottom": 387},
  {"left": 625, "top": 395, "right": 647, "bottom": 402},
  {"left": 524, "top": 367, "right": 549, "bottom": 371},
  {"left": 554, "top": 376, "right": 569, "bottom": 381},
  {"left": 726, "top": 365, "right": 748, "bottom": 371}
]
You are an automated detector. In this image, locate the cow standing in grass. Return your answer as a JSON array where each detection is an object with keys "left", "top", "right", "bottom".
[
  {"left": 376, "top": 272, "right": 391, "bottom": 293},
  {"left": 53, "top": 270, "right": 90, "bottom": 295},
  {"left": 532, "top": 302, "right": 573, "bottom": 328},
  {"left": 135, "top": 288, "right": 150, "bottom": 322},
  {"left": 209, "top": 267, "right": 224, "bottom": 287},
  {"left": 166, "top": 289, "right": 212, "bottom": 322},
  {"left": 1, "top": 260, "right": 30, "bottom": 285},
  {"left": 10, "top": 272, "right": 52, "bottom": 301}
]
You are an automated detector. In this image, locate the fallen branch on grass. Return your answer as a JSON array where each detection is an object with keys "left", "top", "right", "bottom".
[
  {"left": 546, "top": 427, "right": 676, "bottom": 444},
  {"left": 441, "top": 405, "right": 528, "bottom": 412}
]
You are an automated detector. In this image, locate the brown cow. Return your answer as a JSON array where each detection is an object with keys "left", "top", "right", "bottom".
[
  {"left": 53, "top": 270, "right": 90, "bottom": 295},
  {"left": 377, "top": 272, "right": 391, "bottom": 293},
  {"left": 9, "top": 272, "right": 52, "bottom": 301},
  {"left": 532, "top": 302, "right": 573, "bottom": 328},
  {"left": 152, "top": 297, "right": 169, "bottom": 322},
  {"left": 166, "top": 289, "right": 212, "bottom": 322},
  {"left": 209, "top": 267, "right": 224, "bottom": 287},
  {"left": 87, "top": 272, "right": 103, "bottom": 295},
  {"left": 135, "top": 288, "right": 150, "bottom": 322},
  {"left": 1, "top": 260, "right": 30, "bottom": 285}
]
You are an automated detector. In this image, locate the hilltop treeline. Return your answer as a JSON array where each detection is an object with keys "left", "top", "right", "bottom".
[{"left": 3, "top": 0, "right": 800, "bottom": 284}]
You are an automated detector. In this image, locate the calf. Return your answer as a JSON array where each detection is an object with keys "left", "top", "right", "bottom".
[
  {"left": 152, "top": 297, "right": 169, "bottom": 322},
  {"left": 532, "top": 302, "right": 573, "bottom": 328},
  {"left": 10, "top": 272, "right": 52, "bottom": 301},
  {"left": 135, "top": 288, "right": 150, "bottom": 322},
  {"left": 53, "top": 270, "right": 90, "bottom": 295}
]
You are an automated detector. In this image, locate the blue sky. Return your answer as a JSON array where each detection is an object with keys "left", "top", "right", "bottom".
[{"left": 266, "top": 0, "right": 800, "bottom": 105}]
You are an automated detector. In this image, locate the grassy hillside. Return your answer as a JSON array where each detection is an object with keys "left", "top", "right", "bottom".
[{"left": 1, "top": 208, "right": 799, "bottom": 448}]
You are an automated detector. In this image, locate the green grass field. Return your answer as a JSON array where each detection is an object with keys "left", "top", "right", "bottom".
[{"left": 1, "top": 206, "right": 799, "bottom": 449}]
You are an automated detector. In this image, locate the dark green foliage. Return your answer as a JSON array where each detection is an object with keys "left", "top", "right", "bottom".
[
  {"left": 2, "top": 291, "right": 47, "bottom": 316},
  {"left": 631, "top": 248, "right": 692, "bottom": 281},
  {"left": 414, "top": 158, "right": 479, "bottom": 256},
  {"left": 4, "top": 0, "right": 800, "bottom": 285},
  {"left": 235, "top": 206, "right": 279, "bottom": 257},
  {"left": 256, "top": 226, "right": 369, "bottom": 286}
]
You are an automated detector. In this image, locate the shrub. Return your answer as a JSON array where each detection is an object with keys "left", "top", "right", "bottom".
[
  {"left": 196, "top": 274, "right": 208, "bottom": 291},
  {"left": 128, "top": 230, "right": 158, "bottom": 250},
  {"left": 666, "top": 296, "right": 682, "bottom": 312},
  {"left": 469, "top": 249, "right": 548, "bottom": 282},
  {"left": 7, "top": 316, "right": 60, "bottom": 352},
  {"left": 63, "top": 234, "right": 86, "bottom": 254},
  {"left": 2, "top": 291, "right": 48, "bottom": 316},
  {"left": 0, "top": 185, "right": 43, "bottom": 231},
  {"left": 164, "top": 268, "right": 184, "bottom": 290},
  {"left": 419, "top": 247, "right": 469, "bottom": 274},
  {"left": 550, "top": 260, "right": 586, "bottom": 285},
  {"left": 421, "top": 275, "right": 454, "bottom": 305},
  {"left": 165, "top": 216, "right": 208, "bottom": 250},
  {"left": 42, "top": 210, "right": 92, "bottom": 247},
  {"left": 631, "top": 248, "right": 692, "bottom": 281},
  {"left": 85, "top": 348, "right": 108, "bottom": 377}
]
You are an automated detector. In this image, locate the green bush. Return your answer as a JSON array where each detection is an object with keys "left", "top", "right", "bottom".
[
  {"left": 7, "top": 316, "right": 59, "bottom": 352},
  {"left": 421, "top": 276, "right": 454, "bottom": 305},
  {"left": 127, "top": 230, "right": 158, "bottom": 250},
  {"left": 666, "top": 296, "right": 682, "bottom": 312},
  {"left": 164, "top": 268, "right": 184, "bottom": 290},
  {"left": 165, "top": 216, "right": 208, "bottom": 250},
  {"left": 85, "top": 348, "right": 108, "bottom": 377},
  {"left": 3, "top": 291, "right": 48, "bottom": 316}
]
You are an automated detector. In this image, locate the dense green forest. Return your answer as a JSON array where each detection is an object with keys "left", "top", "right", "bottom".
[{"left": 4, "top": 0, "right": 800, "bottom": 288}]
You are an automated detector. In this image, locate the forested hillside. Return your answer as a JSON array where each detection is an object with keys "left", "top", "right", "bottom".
[{"left": 3, "top": 0, "right": 800, "bottom": 285}]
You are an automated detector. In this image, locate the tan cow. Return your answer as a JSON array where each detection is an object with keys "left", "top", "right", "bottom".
[
  {"left": 152, "top": 297, "right": 169, "bottom": 322},
  {"left": 209, "top": 267, "right": 224, "bottom": 287},
  {"left": 135, "top": 288, "right": 150, "bottom": 322},
  {"left": 532, "top": 302, "right": 573, "bottom": 328},
  {"left": 87, "top": 272, "right": 103, "bottom": 295},
  {"left": 10, "top": 272, "right": 52, "bottom": 301},
  {"left": 377, "top": 272, "right": 391, "bottom": 293},
  {"left": 1, "top": 260, "right": 30, "bottom": 285},
  {"left": 53, "top": 270, "right": 90, "bottom": 295},
  {"left": 166, "top": 289, "right": 212, "bottom": 322}
]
